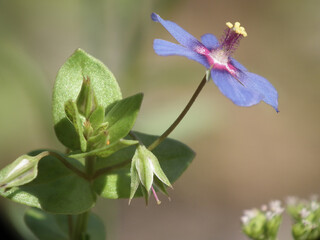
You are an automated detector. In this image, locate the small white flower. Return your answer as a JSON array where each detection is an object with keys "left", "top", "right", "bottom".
[
  {"left": 302, "top": 219, "right": 311, "bottom": 227},
  {"left": 300, "top": 208, "right": 310, "bottom": 219},
  {"left": 241, "top": 209, "right": 259, "bottom": 225},
  {"left": 241, "top": 215, "right": 250, "bottom": 225},
  {"left": 261, "top": 204, "right": 267, "bottom": 212},
  {"left": 311, "top": 201, "right": 319, "bottom": 211},
  {"left": 269, "top": 200, "right": 284, "bottom": 215},
  {"left": 266, "top": 211, "right": 275, "bottom": 220}
]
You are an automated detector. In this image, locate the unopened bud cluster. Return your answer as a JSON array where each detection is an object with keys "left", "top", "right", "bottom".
[{"left": 241, "top": 200, "right": 284, "bottom": 240}]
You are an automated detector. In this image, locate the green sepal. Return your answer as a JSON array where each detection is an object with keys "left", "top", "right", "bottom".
[
  {"left": 140, "top": 184, "right": 149, "bottom": 206},
  {"left": 133, "top": 145, "right": 155, "bottom": 192},
  {"left": 52, "top": 49, "right": 122, "bottom": 150},
  {"left": 83, "top": 120, "right": 94, "bottom": 139},
  {"left": 24, "top": 208, "right": 105, "bottom": 240},
  {"left": 89, "top": 106, "right": 105, "bottom": 130},
  {"left": 87, "top": 131, "right": 109, "bottom": 151},
  {"left": 105, "top": 93, "right": 143, "bottom": 144},
  {"left": 266, "top": 215, "right": 282, "bottom": 239},
  {"left": 242, "top": 212, "right": 267, "bottom": 239},
  {"left": 76, "top": 77, "right": 98, "bottom": 119},
  {"left": 65, "top": 100, "right": 87, "bottom": 152},
  {"left": 292, "top": 222, "right": 310, "bottom": 240},
  {"left": 0, "top": 150, "right": 96, "bottom": 214},
  {"left": 129, "top": 163, "right": 140, "bottom": 204},
  {"left": 0, "top": 152, "right": 48, "bottom": 190},
  {"left": 93, "top": 131, "right": 195, "bottom": 199},
  {"left": 153, "top": 177, "right": 170, "bottom": 197}
]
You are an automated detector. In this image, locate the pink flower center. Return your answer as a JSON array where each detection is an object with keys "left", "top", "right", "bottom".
[{"left": 194, "top": 21, "right": 247, "bottom": 77}]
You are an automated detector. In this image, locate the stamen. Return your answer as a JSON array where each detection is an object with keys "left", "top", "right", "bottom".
[
  {"left": 151, "top": 186, "right": 161, "bottom": 205},
  {"left": 226, "top": 22, "right": 233, "bottom": 28},
  {"left": 225, "top": 21, "right": 247, "bottom": 37}
]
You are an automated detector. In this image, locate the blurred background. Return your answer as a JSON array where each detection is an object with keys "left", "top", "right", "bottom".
[{"left": 0, "top": 0, "right": 319, "bottom": 239}]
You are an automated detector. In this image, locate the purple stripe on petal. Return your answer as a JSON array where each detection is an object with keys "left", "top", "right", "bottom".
[
  {"left": 154, "top": 39, "right": 210, "bottom": 68},
  {"left": 201, "top": 33, "right": 220, "bottom": 50},
  {"left": 242, "top": 73, "right": 279, "bottom": 112},
  {"left": 151, "top": 13, "right": 203, "bottom": 49},
  {"left": 211, "top": 70, "right": 264, "bottom": 107}
]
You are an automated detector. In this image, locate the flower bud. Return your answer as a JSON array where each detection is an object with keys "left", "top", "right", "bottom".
[
  {"left": 129, "top": 145, "right": 171, "bottom": 205},
  {"left": 0, "top": 152, "right": 48, "bottom": 190},
  {"left": 76, "top": 76, "right": 98, "bottom": 119}
]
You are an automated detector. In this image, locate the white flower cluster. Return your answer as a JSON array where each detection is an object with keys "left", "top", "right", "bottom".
[
  {"left": 241, "top": 200, "right": 284, "bottom": 225},
  {"left": 241, "top": 209, "right": 259, "bottom": 225},
  {"left": 264, "top": 200, "right": 285, "bottom": 220}
]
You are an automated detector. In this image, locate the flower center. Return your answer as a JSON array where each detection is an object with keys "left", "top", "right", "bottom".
[{"left": 209, "top": 49, "right": 229, "bottom": 66}]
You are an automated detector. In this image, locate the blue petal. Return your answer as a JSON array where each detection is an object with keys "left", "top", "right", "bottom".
[
  {"left": 151, "top": 13, "right": 202, "bottom": 49},
  {"left": 230, "top": 58, "right": 247, "bottom": 72},
  {"left": 243, "top": 73, "right": 279, "bottom": 112},
  {"left": 153, "top": 39, "right": 209, "bottom": 68},
  {"left": 201, "top": 33, "right": 219, "bottom": 50},
  {"left": 211, "top": 70, "right": 264, "bottom": 107}
]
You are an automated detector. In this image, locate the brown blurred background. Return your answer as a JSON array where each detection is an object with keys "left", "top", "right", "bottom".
[{"left": 0, "top": 0, "right": 319, "bottom": 239}]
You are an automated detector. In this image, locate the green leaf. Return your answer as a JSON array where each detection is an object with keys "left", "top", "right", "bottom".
[
  {"left": 0, "top": 152, "right": 48, "bottom": 190},
  {"left": 105, "top": 93, "right": 143, "bottom": 144},
  {"left": 53, "top": 49, "right": 122, "bottom": 150},
  {"left": 89, "top": 106, "right": 105, "bottom": 130},
  {"left": 65, "top": 100, "right": 87, "bottom": 152},
  {"left": 0, "top": 151, "right": 96, "bottom": 214},
  {"left": 93, "top": 131, "right": 195, "bottom": 199},
  {"left": 24, "top": 208, "right": 105, "bottom": 240}
]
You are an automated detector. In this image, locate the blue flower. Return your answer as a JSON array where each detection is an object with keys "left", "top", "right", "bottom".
[{"left": 151, "top": 13, "right": 278, "bottom": 112}]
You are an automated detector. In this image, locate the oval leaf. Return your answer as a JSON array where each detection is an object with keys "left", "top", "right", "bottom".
[
  {"left": 53, "top": 49, "right": 122, "bottom": 150},
  {"left": 24, "top": 208, "right": 106, "bottom": 240},
  {"left": 0, "top": 151, "right": 96, "bottom": 214},
  {"left": 93, "top": 132, "right": 195, "bottom": 199}
]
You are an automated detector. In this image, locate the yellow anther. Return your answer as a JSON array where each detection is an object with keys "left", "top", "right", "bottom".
[
  {"left": 227, "top": 21, "right": 247, "bottom": 37},
  {"left": 239, "top": 26, "right": 247, "bottom": 37},
  {"left": 226, "top": 22, "right": 233, "bottom": 28}
]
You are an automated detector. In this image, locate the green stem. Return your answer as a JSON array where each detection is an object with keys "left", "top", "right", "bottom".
[
  {"left": 68, "top": 215, "right": 73, "bottom": 240},
  {"left": 85, "top": 155, "right": 96, "bottom": 179},
  {"left": 72, "top": 155, "right": 96, "bottom": 239},
  {"left": 43, "top": 151, "right": 89, "bottom": 180},
  {"left": 148, "top": 74, "right": 207, "bottom": 151},
  {"left": 73, "top": 211, "right": 89, "bottom": 240}
]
